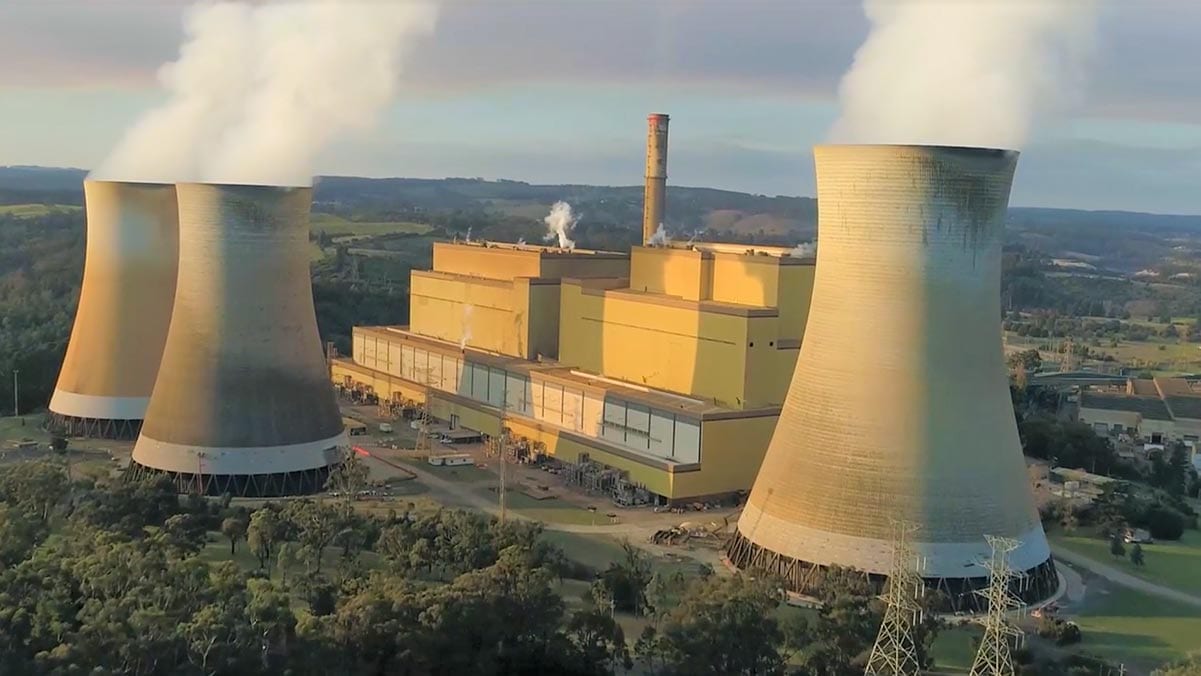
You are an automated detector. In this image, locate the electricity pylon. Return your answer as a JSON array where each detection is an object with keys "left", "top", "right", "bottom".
[
  {"left": 970, "top": 536, "right": 1025, "bottom": 676},
  {"left": 865, "top": 521, "right": 924, "bottom": 676}
]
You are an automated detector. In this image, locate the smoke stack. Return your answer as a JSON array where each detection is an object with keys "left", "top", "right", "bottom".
[
  {"left": 642, "top": 113, "right": 669, "bottom": 245},
  {"left": 131, "top": 183, "right": 346, "bottom": 496},
  {"left": 49, "top": 181, "right": 179, "bottom": 439},
  {"left": 728, "top": 145, "right": 1055, "bottom": 610}
]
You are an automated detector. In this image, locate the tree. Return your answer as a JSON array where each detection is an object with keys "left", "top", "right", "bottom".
[
  {"left": 1155, "top": 651, "right": 1201, "bottom": 676},
  {"left": 1007, "top": 349, "right": 1042, "bottom": 373},
  {"left": 1130, "top": 542, "right": 1145, "bottom": 567},
  {"left": 0, "top": 461, "right": 69, "bottom": 522},
  {"left": 641, "top": 574, "right": 786, "bottom": 676},
  {"left": 248, "top": 508, "right": 281, "bottom": 569},
  {"left": 565, "top": 604, "right": 631, "bottom": 674},
  {"left": 325, "top": 448, "right": 370, "bottom": 500},
  {"left": 593, "top": 540, "right": 653, "bottom": 615},
  {"left": 1146, "top": 506, "right": 1186, "bottom": 541},
  {"left": 1109, "top": 531, "right": 1126, "bottom": 559},
  {"left": 222, "top": 516, "right": 248, "bottom": 556}
]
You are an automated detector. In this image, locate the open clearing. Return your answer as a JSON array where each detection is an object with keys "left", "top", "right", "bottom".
[
  {"left": 1072, "top": 586, "right": 1201, "bottom": 668},
  {"left": 309, "top": 212, "right": 431, "bottom": 236},
  {"left": 1050, "top": 527, "right": 1201, "bottom": 597},
  {"left": 0, "top": 203, "right": 81, "bottom": 218}
]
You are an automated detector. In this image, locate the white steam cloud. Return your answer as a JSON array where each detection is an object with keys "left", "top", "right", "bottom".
[
  {"left": 646, "top": 223, "right": 670, "bottom": 247},
  {"left": 543, "top": 201, "right": 577, "bottom": 250},
  {"left": 460, "top": 304, "right": 474, "bottom": 350},
  {"left": 93, "top": 1, "right": 438, "bottom": 185},
  {"left": 830, "top": 0, "right": 1097, "bottom": 149},
  {"left": 790, "top": 241, "right": 816, "bottom": 258}
]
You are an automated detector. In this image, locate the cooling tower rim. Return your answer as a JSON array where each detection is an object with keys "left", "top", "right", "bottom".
[
  {"left": 83, "top": 178, "right": 173, "bottom": 188},
  {"left": 815, "top": 142, "right": 1018, "bottom": 157},
  {"left": 175, "top": 181, "right": 312, "bottom": 191}
]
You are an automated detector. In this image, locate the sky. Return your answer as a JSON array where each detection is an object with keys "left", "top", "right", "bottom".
[{"left": 1, "top": 0, "right": 1199, "bottom": 214}]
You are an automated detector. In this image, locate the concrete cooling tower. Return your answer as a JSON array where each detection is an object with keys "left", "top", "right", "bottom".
[
  {"left": 130, "top": 183, "right": 346, "bottom": 496},
  {"left": 728, "top": 144, "right": 1056, "bottom": 610},
  {"left": 49, "top": 181, "right": 179, "bottom": 439}
]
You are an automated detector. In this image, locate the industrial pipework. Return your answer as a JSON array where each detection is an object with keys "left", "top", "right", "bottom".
[
  {"left": 728, "top": 144, "right": 1056, "bottom": 611},
  {"left": 49, "top": 180, "right": 179, "bottom": 439}
]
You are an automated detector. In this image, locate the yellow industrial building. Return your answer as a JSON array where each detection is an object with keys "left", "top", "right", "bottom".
[{"left": 331, "top": 240, "right": 815, "bottom": 503}]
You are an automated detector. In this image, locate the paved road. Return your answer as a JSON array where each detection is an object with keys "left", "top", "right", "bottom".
[{"left": 1052, "top": 545, "right": 1201, "bottom": 610}]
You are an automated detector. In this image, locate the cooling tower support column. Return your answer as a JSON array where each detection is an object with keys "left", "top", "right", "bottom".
[
  {"left": 642, "top": 113, "right": 669, "bottom": 244},
  {"left": 728, "top": 144, "right": 1056, "bottom": 611},
  {"left": 49, "top": 181, "right": 179, "bottom": 439},
  {"left": 131, "top": 183, "right": 346, "bottom": 497}
]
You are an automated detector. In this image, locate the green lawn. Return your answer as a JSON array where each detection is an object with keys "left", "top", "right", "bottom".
[
  {"left": 0, "top": 415, "right": 49, "bottom": 444},
  {"left": 928, "top": 626, "right": 980, "bottom": 674},
  {"left": 1051, "top": 527, "right": 1201, "bottom": 597},
  {"left": 198, "top": 533, "right": 384, "bottom": 577},
  {"left": 501, "top": 491, "right": 609, "bottom": 526},
  {"left": 309, "top": 212, "right": 431, "bottom": 237},
  {"left": 543, "top": 531, "right": 629, "bottom": 569},
  {"left": 0, "top": 203, "right": 81, "bottom": 217},
  {"left": 1072, "top": 587, "right": 1201, "bottom": 669}
]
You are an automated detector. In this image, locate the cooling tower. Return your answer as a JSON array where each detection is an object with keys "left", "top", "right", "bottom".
[
  {"left": 728, "top": 144, "right": 1056, "bottom": 610},
  {"left": 49, "top": 181, "right": 179, "bottom": 439},
  {"left": 642, "top": 113, "right": 669, "bottom": 245},
  {"left": 130, "top": 183, "right": 346, "bottom": 496}
]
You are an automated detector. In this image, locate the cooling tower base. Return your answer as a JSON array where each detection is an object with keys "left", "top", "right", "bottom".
[
  {"left": 725, "top": 531, "right": 1058, "bottom": 613},
  {"left": 127, "top": 461, "right": 340, "bottom": 498},
  {"left": 46, "top": 413, "right": 142, "bottom": 441}
]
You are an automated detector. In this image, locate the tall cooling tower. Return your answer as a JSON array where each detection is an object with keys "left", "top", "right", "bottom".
[
  {"left": 728, "top": 145, "right": 1056, "bottom": 610},
  {"left": 130, "top": 183, "right": 346, "bottom": 496},
  {"left": 49, "top": 181, "right": 179, "bottom": 439}
]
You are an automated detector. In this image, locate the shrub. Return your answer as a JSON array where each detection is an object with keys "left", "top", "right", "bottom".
[{"left": 1146, "top": 506, "right": 1186, "bottom": 541}]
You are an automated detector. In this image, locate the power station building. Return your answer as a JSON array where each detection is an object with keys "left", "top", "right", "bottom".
[
  {"left": 727, "top": 144, "right": 1056, "bottom": 610},
  {"left": 332, "top": 240, "right": 815, "bottom": 503}
]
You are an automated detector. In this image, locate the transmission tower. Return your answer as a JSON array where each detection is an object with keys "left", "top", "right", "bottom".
[
  {"left": 970, "top": 536, "right": 1026, "bottom": 676},
  {"left": 865, "top": 521, "right": 925, "bottom": 676}
]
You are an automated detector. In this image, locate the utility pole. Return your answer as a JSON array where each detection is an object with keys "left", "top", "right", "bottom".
[
  {"left": 866, "top": 520, "right": 924, "bottom": 676},
  {"left": 12, "top": 369, "right": 18, "bottom": 417},
  {"left": 970, "top": 536, "right": 1025, "bottom": 676}
]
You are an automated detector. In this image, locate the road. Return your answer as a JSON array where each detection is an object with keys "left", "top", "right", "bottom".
[{"left": 1052, "top": 545, "right": 1201, "bottom": 610}]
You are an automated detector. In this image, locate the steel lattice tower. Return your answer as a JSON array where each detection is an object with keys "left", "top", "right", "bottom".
[
  {"left": 970, "top": 536, "right": 1026, "bottom": 676},
  {"left": 866, "top": 522, "right": 924, "bottom": 676}
]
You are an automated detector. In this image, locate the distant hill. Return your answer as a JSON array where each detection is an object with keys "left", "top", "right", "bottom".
[{"left": 4, "top": 165, "right": 1200, "bottom": 268}]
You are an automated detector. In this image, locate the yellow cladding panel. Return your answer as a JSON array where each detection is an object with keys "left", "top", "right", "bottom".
[
  {"left": 709, "top": 254, "right": 779, "bottom": 307},
  {"left": 674, "top": 415, "right": 777, "bottom": 498},
  {"left": 629, "top": 246, "right": 710, "bottom": 301},
  {"left": 540, "top": 256, "right": 631, "bottom": 280},
  {"left": 429, "top": 398, "right": 503, "bottom": 437},
  {"left": 410, "top": 272, "right": 521, "bottom": 355},
  {"left": 559, "top": 283, "right": 750, "bottom": 407},
  {"left": 432, "top": 242, "right": 542, "bottom": 281},
  {"left": 776, "top": 264, "right": 816, "bottom": 341}
]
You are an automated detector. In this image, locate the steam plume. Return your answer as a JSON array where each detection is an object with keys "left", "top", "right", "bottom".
[
  {"left": 830, "top": 0, "right": 1097, "bottom": 148},
  {"left": 460, "top": 304, "right": 473, "bottom": 350},
  {"left": 790, "top": 241, "right": 816, "bottom": 258},
  {"left": 646, "top": 223, "right": 670, "bottom": 247},
  {"left": 543, "top": 201, "right": 577, "bottom": 250},
  {"left": 93, "top": 1, "right": 438, "bottom": 185}
]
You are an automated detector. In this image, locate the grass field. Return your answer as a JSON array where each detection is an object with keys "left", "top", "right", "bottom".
[
  {"left": 1072, "top": 587, "right": 1201, "bottom": 669},
  {"left": 0, "top": 203, "right": 81, "bottom": 218},
  {"left": 500, "top": 490, "right": 609, "bottom": 526},
  {"left": 930, "top": 627, "right": 980, "bottom": 674},
  {"left": 1050, "top": 527, "right": 1201, "bottom": 597},
  {"left": 309, "top": 212, "right": 431, "bottom": 237},
  {"left": 1005, "top": 330, "right": 1201, "bottom": 374},
  {"left": 0, "top": 415, "right": 49, "bottom": 444}
]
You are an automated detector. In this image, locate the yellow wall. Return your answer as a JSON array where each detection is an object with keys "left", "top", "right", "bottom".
[
  {"left": 410, "top": 271, "right": 527, "bottom": 356},
  {"left": 560, "top": 283, "right": 751, "bottom": 407},
  {"left": 629, "top": 247, "right": 710, "bottom": 301},
  {"left": 675, "top": 414, "right": 778, "bottom": 499},
  {"left": 432, "top": 243, "right": 542, "bottom": 281},
  {"left": 710, "top": 253, "right": 778, "bottom": 306}
]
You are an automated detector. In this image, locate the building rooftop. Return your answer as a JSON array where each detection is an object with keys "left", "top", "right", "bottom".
[
  {"left": 1079, "top": 391, "right": 1172, "bottom": 421},
  {"left": 445, "top": 239, "right": 626, "bottom": 259}
]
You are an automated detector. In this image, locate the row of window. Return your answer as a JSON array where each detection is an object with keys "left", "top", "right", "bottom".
[{"left": 354, "top": 333, "right": 701, "bottom": 463}]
